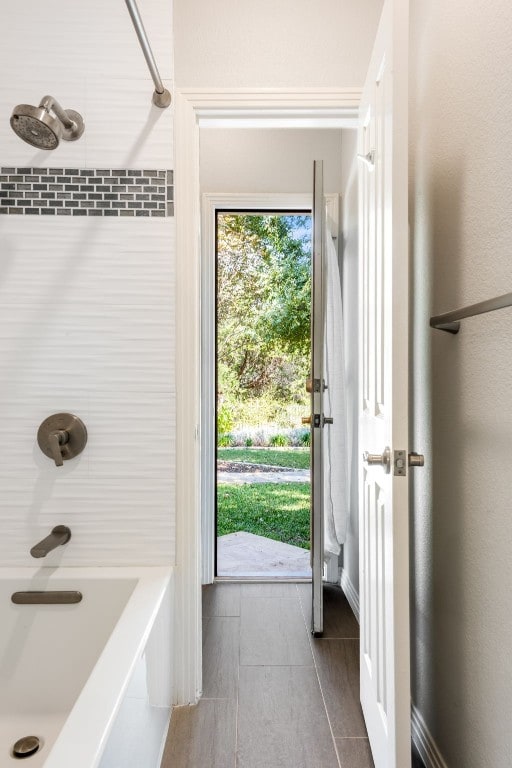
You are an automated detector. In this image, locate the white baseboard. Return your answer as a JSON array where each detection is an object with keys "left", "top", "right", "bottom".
[
  {"left": 411, "top": 704, "right": 448, "bottom": 768},
  {"left": 339, "top": 567, "right": 360, "bottom": 622}
]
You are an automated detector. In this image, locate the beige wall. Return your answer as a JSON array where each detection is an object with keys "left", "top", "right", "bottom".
[
  {"left": 200, "top": 129, "right": 343, "bottom": 194},
  {"left": 410, "top": 0, "right": 512, "bottom": 765},
  {"left": 174, "top": 0, "right": 383, "bottom": 88}
]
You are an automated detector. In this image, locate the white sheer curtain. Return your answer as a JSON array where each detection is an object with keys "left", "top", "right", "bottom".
[{"left": 323, "top": 225, "right": 349, "bottom": 557}]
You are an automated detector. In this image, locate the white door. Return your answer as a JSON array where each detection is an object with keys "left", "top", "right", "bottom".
[{"left": 358, "top": 1, "right": 412, "bottom": 766}]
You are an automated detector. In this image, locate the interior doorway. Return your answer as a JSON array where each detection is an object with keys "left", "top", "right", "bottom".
[{"left": 214, "top": 209, "right": 313, "bottom": 579}]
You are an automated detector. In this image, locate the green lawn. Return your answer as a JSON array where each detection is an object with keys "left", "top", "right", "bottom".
[
  {"left": 217, "top": 447, "right": 310, "bottom": 470},
  {"left": 217, "top": 482, "right": 311, "bottom": 550}
]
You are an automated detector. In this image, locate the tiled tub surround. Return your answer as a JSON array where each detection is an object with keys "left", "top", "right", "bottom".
[{"left": 0, "top": 167, "right": 174, "bottom": 217}]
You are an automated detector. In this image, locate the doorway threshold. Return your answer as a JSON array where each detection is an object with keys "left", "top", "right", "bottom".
[{"left": 217, "top": 531, "right": 312, "bottom": 580}]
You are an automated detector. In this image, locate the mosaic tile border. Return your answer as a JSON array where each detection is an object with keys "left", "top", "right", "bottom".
[{"left": 0, "top": 168, "right": 174, "bottom": 217}]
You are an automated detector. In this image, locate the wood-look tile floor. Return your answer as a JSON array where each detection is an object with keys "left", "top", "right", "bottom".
[{"left": 161, "top": 581, "right": 376, "bottom": 768}]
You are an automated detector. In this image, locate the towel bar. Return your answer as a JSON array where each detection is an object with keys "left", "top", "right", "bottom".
[{"left": 430, "top": 291, "right": 512, "bottom": 333}]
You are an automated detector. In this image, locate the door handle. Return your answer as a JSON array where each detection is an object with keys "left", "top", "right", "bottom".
[
  {"left": 363, "top": 447, "right": 391, "bottom": 473},
  {"left": 302, "top": 415, "right": 333, "bottom": 427},
  {"left": 305, "top": 378, "right": 327, "bottom": 393}
]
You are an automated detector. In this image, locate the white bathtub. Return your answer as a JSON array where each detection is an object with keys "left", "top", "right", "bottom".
[{"left": 0, "top": 567, "right": 173, "bottom": 768}]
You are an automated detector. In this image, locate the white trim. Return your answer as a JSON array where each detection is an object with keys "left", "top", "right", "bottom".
[
  {"left": 340, "top": 567, "right": 360, "bottom": 622},
  {"left": 201, "top": 193, "right": 339, "bottom": 585},
  {"left": 174, "top": 87, "right": 361, "bottom": 705},
  {"left": 411, "top": 705, "right": 449, "bottom": 768},
  {"left": 180, "top": 87, "right": 362, "bottom": 128},
  {"left": 174, "top": 90, "right": 202, "bottom": 705}
]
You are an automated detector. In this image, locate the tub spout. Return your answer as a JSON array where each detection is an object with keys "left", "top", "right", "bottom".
[{"left": 30, "top": 526, "right": 71, "bottom": 558}]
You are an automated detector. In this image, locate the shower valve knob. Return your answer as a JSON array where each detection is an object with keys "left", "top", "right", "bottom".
[{"left": 38, "top": 413, "right": 87, "bottom": 467}]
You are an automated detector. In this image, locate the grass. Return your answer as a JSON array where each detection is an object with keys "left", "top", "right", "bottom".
[
  {"left": 217, "top": 482, "right": 311, "bottom": 550},
  {"left": 217, "top": 447, "right": 310, "bottom": 470}
]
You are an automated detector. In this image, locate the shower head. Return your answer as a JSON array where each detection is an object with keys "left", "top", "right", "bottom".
[{"left": 10, "top": 95, "right": 84, "bottom": 150}]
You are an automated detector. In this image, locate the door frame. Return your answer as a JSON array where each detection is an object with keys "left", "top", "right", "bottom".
[
  {"left": 174, "top": 88, "right": 360, "bottom": 704},
  {"left": 201, "top": 192, "right": 340, "bottom": 586}
]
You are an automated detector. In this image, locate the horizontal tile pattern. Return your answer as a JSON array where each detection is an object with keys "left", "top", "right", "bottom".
[
  {"left": 0, "top": 167, "right": 174, "bottom": 217},
  {"left": 0, "top": 215, "right": 175, "bottom": 566}
]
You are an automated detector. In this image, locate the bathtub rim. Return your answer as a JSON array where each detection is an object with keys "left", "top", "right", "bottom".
[{"left": 0, "top": 566, "right": 173, "bottom": 768}]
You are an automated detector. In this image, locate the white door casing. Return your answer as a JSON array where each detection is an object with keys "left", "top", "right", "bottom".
[
  {"left": 358, "top": 1, "right": 411, "bottom": 766},
  {"left": 174, "top": 88, "right": 360, "bottom": 704}
]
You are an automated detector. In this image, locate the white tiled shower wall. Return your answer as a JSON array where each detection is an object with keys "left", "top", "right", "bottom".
[{"left": 0, "top": 0, "right": 175, "bottom": 565}]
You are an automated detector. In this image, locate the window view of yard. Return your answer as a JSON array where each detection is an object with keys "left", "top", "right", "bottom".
[{"left": 216, "top": 213, "right": 312, "bottom": 568}]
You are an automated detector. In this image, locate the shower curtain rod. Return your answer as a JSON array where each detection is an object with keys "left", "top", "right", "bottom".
[{"left": 125, "top": 0, "right": 171, "bottom": 108}]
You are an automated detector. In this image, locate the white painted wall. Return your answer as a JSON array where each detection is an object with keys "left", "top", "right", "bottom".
[
  {"left": 200, "top": 129, "right": 343, "bottom": 194},
  {"left": 174, "top": 0, "right": 383, "bottom": 88},
  {"left": 0, "top": 0, "right": 175, "bottom": 566},
  {"left": 410, "top": 0, "right": 512, "bottom": 765}
]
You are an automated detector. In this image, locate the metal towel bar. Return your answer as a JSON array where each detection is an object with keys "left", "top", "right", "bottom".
[
  {"left": 11, "top": 591, "right": 82, "bottom": 605},
  {"left": 430, "top": 291, "right": 512, "bottom": 334}
]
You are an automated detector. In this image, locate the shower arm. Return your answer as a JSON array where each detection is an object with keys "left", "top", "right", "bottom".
[
  {"left": 125, "top": 0, "right": 171, "bottom": 108},
  {"left": 39, "top": 95, "right": 77, "bottom": 130}
]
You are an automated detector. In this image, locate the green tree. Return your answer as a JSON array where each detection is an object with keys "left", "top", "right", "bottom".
[{"left": 217, "top": 214, "right": 311, "bottom": 420}]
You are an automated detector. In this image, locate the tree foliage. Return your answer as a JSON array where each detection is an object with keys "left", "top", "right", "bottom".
[{"left": 217, "top": 214, "right": 311, "bottom": 421}]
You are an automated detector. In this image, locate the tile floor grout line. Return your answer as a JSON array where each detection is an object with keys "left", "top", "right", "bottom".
[
  {"left": 234, "top": 592, "right": 242, "bottom": 768},
  {"left": 297, "top": 583, "right": 343, "bottom": 768}
]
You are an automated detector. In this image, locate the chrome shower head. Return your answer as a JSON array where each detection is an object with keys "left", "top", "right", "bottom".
[{"left": 10, "top": 96, "right": 84, "bottom": 150}]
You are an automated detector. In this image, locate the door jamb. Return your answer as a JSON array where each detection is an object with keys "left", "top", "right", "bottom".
[{"left": 174, "top": 88, "right": 361, "bottom": 705}]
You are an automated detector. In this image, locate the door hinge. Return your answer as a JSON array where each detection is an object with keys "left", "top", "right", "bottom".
[{"left": 394, "top": 450, "right": 407, "bottom": 477}]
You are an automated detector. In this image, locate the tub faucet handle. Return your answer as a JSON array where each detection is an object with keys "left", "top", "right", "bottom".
[
  {"left": 37, "top": 413, "right": 87, "bottom": 467},
  {"left": 48, "top": 430, "right": 68, "bottom": 467}
]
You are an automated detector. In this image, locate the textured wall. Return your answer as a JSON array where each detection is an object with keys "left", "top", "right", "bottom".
[
  {"left": 410, "top": 0, "right": 512, "bottom": 764},
  {"left": 174, "top": 0, "right": 383, "bottom": 88},
  {"left": 0, "top": 0, "right": 175, "bottom": 566}
]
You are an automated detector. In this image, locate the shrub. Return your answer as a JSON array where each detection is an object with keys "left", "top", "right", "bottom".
[
  {"left": 299, "top": 429, "right": 311, "bottom": 447},
  {"left": 269, "top": 433, "right": 289, "bottom": 447},
  {"left": 217, "top": 404, "right": 234, "bottom": 435},
  {"left": 217, "top": 433, "right": 233, "bottom": 447},
  {"left": 245, "top": 437, "right": 254, "bottom": 447}
]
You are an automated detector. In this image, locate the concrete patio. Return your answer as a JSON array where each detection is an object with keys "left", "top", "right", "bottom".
[{"left": 217, "top": 531, "right": 311, "bottom": 579}]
